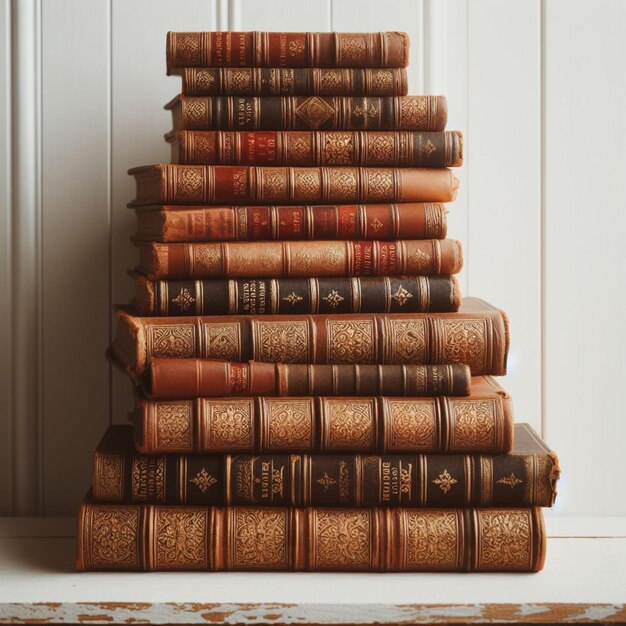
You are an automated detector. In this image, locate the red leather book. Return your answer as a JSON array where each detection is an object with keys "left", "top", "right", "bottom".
[
  {"left": 181, "top": 67, "right": 409, "bottom": 96},
  {"left": 132, "top": 203, "right": 448, "bottom": 243},
  {"left": 166, "top": 95, "right": 447, "bottom": 132},
  {"left": 167, "top": 130, "right": 463, "bottom": 167},
  {"left": 77, "top": 501, "right": 546, "bottom": 572},
  {"left": 92, "top": 423, "right": 559, "bottom": 508},
  {"left": 132, "top": 376, "right": 513, "bottom": 455},
  {"left": 128, "top": 164, "right": 459, "bottom": 206},
  {"left": 166, "top": 32, "right": 410, "bottom": 73},
  {"left": 110, "top": 297, "right": 509, "bottom": 379}
]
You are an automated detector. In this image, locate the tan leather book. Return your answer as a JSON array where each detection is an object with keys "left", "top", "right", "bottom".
[
  {"left": 181, "top": 67, "right": 409, "bottom": 97},
  {"left": 132, "top": 376, "right": 513, "bottom": 455},
  {"left": 168, "top": 130, "right": 463, "bottom": 167},
  {"left": 92, "top": 423, "right": 559, "bottom": 508},
  {"left": 136, "top": 239, "right": 463, "bottom": 280},
  {"left": 110, "top": 297, "right": 509, "bottom": 379},
  {"left": 128, "top": 164, "right": 459, "bottom": 206},
  {"left": 166, "top": 32, "right": 410, "bottom": 73},
  {"left": 166, "top": 95, "right": 447, "bottom": 132},
  {"left": 132, "top": 203, "right": 448, "bottom": 243},
  {"left": 77, "top": 501, "right": 546, "bottom": 572},
  {"left": 142, "top": 359, "right": 471, "bottom": 399}
]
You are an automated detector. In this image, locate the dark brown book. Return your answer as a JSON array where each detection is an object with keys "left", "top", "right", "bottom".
[
  {"left": 143, "top": 359, "right": 472, "bottom": 399},
  {"left": 132, "top": 376, "right": 513, "bottom": 455},
  {"left": 166, "top": 95, "right": 447, "bottom": 132},
  {"left": 166, "top": 32, "right": 410, "bottom": 73},
  {"left": 132, "top": 274, "right": 460, "bottom": 316},
  {"left": 77, "top": 501, "right": 546, "bottom": 572},
  {"left": 167, "top": 130, "right": 463, "bottom": 167},
  {"left": 128, "top": 164, "right": 459, "bottom": 206},
  {"left": 182, "top": 67, "right": 409, "bottom": 97},
  {"left": 132, "top": 203, "right": 448, "bottom": 243},
  {"left": 93, "top": 423, "right": 558, "bottom": 508},
  {"left": 110, "top": 297, "right": 509, "bottom": 379},
  {"left": 136, "top": 240, "right": 463, "bottom": 280}
]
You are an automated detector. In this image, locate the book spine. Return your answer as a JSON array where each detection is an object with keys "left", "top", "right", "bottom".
[
  {"left": 171, "top": 130, "right": 463, "bottom": 167},
  {"left": 171, "top": 96, "right": 447, "bottom": 131},
  {"left": 133, "top": 394, "right": 513, "bottom": 455},
  {"left": 146, "top": 359, "right": 472, "bottom": 399},
  {"left": 141, "top": 240, "right": 463, "bottom": 279},
  {"left": 136, "top": 203, "right": 448, "bottom": 242},
  {"left": 130, "top": 165, "right": 459, "bottom": 205},
  {"left": 93, "top": 450, "right": 558, "bottom": 508},
  {"left": 166, "top": 32, "right": 410, "bottom": 72},
  {"left": 137, "top": 275, "right": 460, "bottom": 316},
  {"left": 182, "top": 68, "right": 409, "bottom": 96},
  {"left": 77, "top": 503, "right": 546, "bottom": 572}
]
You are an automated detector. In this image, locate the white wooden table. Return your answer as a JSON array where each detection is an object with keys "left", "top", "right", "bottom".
[{"left": 1, "top": 516, "right": 625, "bottom": 624}]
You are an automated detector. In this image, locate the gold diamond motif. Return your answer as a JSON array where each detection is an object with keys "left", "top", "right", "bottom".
[
  {"left": 295, "top": 96, "right": 336, "bottom": 130},
  {"left": 282, "top": 292, "right": 303, "bottom": 306},
  {"left": 316, "top": 472, "right": 337, "bottom": 492},
  {"left": 189, "top": 468, "right": 217, "bottom": 493},
  {"left": 323, "top": 290, "right": 345, "bottom": 308},
  {"left": 172, "top": 287, "right": 196, "bottom": 311},
  {"left": 391, "top": 285, "right": 413, "bottom": 307},
  {"left": 370, "top": 217, "right": 383, "bottom": 232},
  {"left": 423, "top": 139, "right": 437, "bottom": 156},
  {"left": 433, "top": 469, "right": 458, "bottom": 494},
  {"left": 496, "top": 473, "right": 523, "bottom": 489}
]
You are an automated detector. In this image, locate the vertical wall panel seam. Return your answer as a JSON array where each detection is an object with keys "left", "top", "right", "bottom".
[
  {"left": 540, "top": 0, "right": 546, "bottom": 439},
  {"left": 229, "top": 0, "right": 240, "bottom": 31},
  {"left": 107, "top": 0, "right": 113, "bottom": 428}
]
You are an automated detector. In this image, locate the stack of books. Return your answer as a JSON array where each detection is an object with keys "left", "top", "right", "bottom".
[{"left": 76, "top": 31, "right": 559, "bottom": 573}]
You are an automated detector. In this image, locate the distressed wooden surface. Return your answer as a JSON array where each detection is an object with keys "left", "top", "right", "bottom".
[{"left": 0, "top": 518, "right": 625, "bottom": 624}]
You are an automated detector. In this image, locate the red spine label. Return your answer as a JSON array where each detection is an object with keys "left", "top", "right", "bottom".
[
  {"left": 241, "top": 132, "right": 278, "bottom": 165},
  {"left": 276, "top": 207, "right": 306, "bottom": 239},
  {"left": 377, "top": 242, "right": 400, "bottom": 274},
  {"left": 336, "top": 205, "right": 359, "bottom": 238},
  {"left": 247, "top": 207, "right": 272, "bottom": 239},
  {"left": 229, "top": 363, "right": 250, "bottom": 394}
]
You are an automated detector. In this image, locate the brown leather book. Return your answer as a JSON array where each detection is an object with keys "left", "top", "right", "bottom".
[
  {"left": 182, "top": 67, "right": 409, "bottom": 97},
  {"left": 168, "top": 130, "right": 463, "bottom": 167},
  {"left": 132, "top": 203, "right": 448, "bottom": 243},
  {"left": 143, "top": 359, "right": 472, "bottom": 399},
  {"left": 128, "top": 164, "right": 459, "bottom": 206},
  {"left": 93, "top": 423, "right": 558, "bottom": 508},
  {"left": 166, "top": 32, "right": 410, "bottom": 73},
  {"left": 110, "top": 297, "right": 509, "bottom": 379},
  {"left": 136, "top": 240, "right": 463, "bottom": 280},
  {"left": 132, "top": 274, "right": 461, "bottom": 316},
  {"left": 77, "top": 501, "right": 546, "bottom": 572},
  {"left": 166, "top": 95, "right": 447, "bottom": 132},
  {"left": 132, "top": 376, "right": 513, "bottom": 455}
]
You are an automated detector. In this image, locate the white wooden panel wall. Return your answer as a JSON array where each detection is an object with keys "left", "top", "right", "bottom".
[{"left": 1, "top": 0, "right": 625, "bottom": 518}]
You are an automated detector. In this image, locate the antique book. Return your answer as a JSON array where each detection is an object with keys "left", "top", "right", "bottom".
[
  {"left": 132, "top": 203, "right": 448, "bottom": 243},
  {"left": 132, "top": 376, "right": 513, "bottom": 455},
  {"left": 143, "top": 359, "right": 472, "bottom": 399},
  {"left": 128, "top": 164, "right": 459, "bottom": 206},
  {"left": 132, "top": 274, "right": 461, "bottom": 316},
  {"left": 182, "top": 67, "right": 409, "bottom": 97},
  {"left": 111, "top": 297, "right": 509, "bottom": 379},
  {"left": 166, "top": 95, "right": 447, "bottom": 132},
  {"left": 77, "top": 502, "right": 546, "bottom": 572},
  {"left": 168, "top": 130, "right": 463, "bottom": 168},
  {"left": 166, "top": 32, "right": 410, "bottom": 73},
  {"left": 93, "top": 423, "right": 558, "bottom": 508},
  {"left": 136, "top": 240, "right": 463, "bottom": 280}
]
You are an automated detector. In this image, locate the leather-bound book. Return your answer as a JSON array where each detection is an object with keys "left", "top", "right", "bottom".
[
  {"left": 132, "top": 203, "right": 448, "bottom": 243},
  {"left": 110, "top": 297, "right": 509, "bottom": 379},
  {"left": 168, "top": 130, "right": 463, "bottom": 168},
  {"left": 136, "top": 240, "right": 463, "bottom": 280},
  {"left": 166, "top": 95, "right": 447, "bottom": 132},
  {"left": 166, "top": 32, "right": 410, "bottom": 73},
  {"left": 132, "top": 274, "right": 460, "bottom": 316},
  {"left": 143, "top": 359, "right": 472, "bottom": 399},
  {"left": 132, "top": 376, "right": 513, "bottom": 455},
  {"left": 77, "top": 501, "right": 546, "bottom": 572},
  {"left": 93, "top": 423, "right": 558, "bottom": 508},
  {"left": 128, "top": 165, "right": 459, "bottom": 206},
  {"left": 182, "top": 67, "right": 409, "bottom": 97}
]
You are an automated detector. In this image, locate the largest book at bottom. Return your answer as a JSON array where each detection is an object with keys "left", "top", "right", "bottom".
[{"left": 76, "top": 503, "right": 545, "bottom": 572}]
